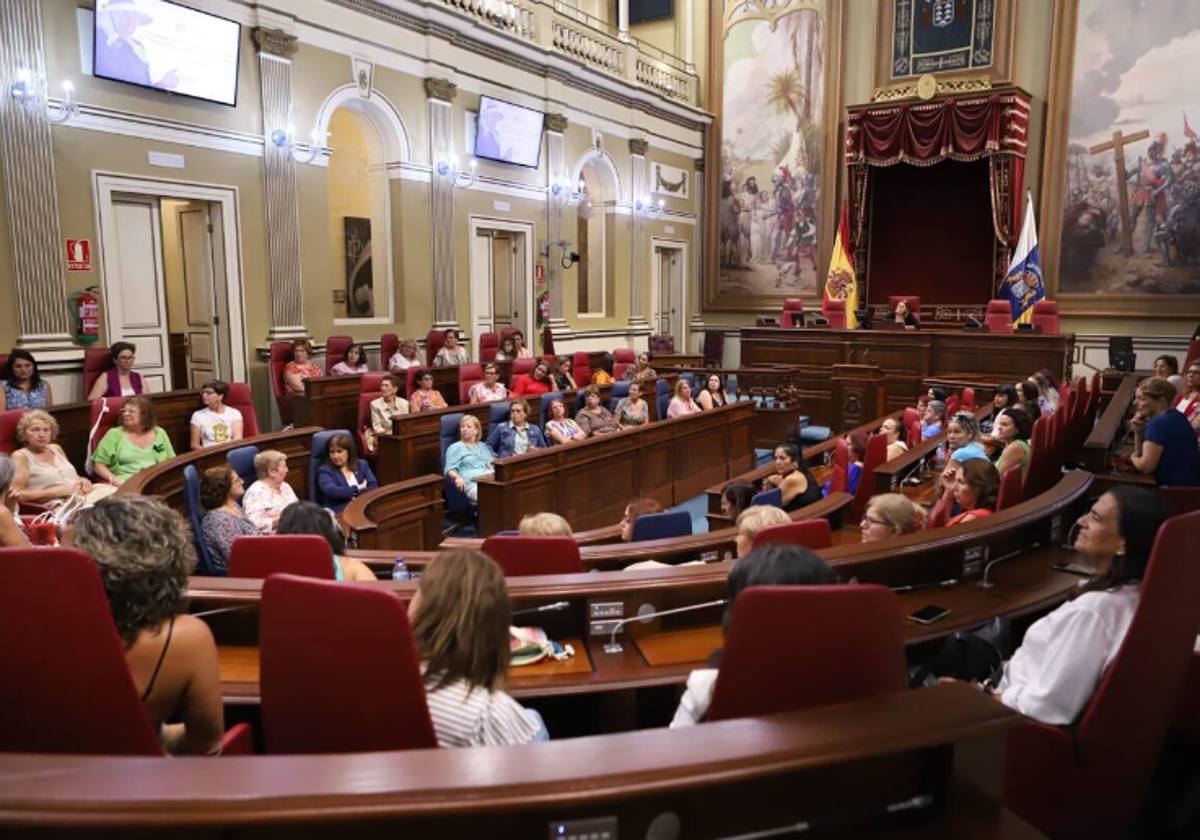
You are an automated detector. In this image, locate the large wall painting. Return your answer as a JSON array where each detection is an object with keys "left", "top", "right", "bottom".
[
  {"left": 1045, "top": 0, "right": 1200, "bottom": 305},
  {"left": 712, "top": 0, "right": 838, "bottom": 308}
]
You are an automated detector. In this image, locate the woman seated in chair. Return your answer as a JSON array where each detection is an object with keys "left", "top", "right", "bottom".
[
  {"left": 1, "top": 349, "right": 52, "bottom": 410},
  {"left": 945, "top": 458, "right": 1000, "bottom": 526},
  {"left": 315, "top": 433, "right": 377, "bottom": 514},
  {"left": 921, "top": 400, "right": 946, "bottom": 440},
  {"left": 671, "top": 544, "right": 838, "bottom": 727},
  {"left": 518, "top": 512, "right": 572, "bottom": 536},
  {"left": 551, "top": 355, "right": 577, "bottom": 392},
  {"left": 0, "top": 454, "right": 30, "bottom": 548},
  {"left": 762, "top": 441, "right": 822, "bottom": 512},
  {"left": 822, "top": 432, "right": 866, "bottom": 497},
  {"left": 946, "top": 411, "right": 987, "bottom": 463},
  {"left": 242, "top": 449, "right": 298, "bottom": 533},
  {"left": 388, "top": 338, "right": 420, "bottom": 372},
  {"left": 410, "top": 369, "right": 448, "bottom": 412},
  {"left": 92, "top": 396, "right": 175, "bottom": 487},
  {"left": 991, "top": 406, "right": 1033, "bottom": 481},
  {"left": 330, "top": 342, "right": 369, "bottom": 375},
  {"left": 860, "top": 493, "right": 925, "bottom": 544},
  {"left": 468, "top": 364, "right": 508, "bottom": 404},
  {"left": 434, "top": 329, "right": 470, "bottom": 367},
  {"left": 696, "top": 373, "right": 731, "bottom": 410},
  {"left": 1175, "top": 360, "right": 1200, "bottom": 439},
  {"left": 591, "top": 353, "right": 615, "bottom": 386},
  {"left": 733, "top": 505, "right": 790, "bottom": 558},
  {"left": 10, "top": 410, "right": 104, "bottom": 506},
  {"left": 576, "top": 385, "right": 619, "bottom": 437},
  {"left": 510, "top": 330, "right": 534, "bottom": 359},
  {"left": 409, "top": 548, "right": 548, "bottom": 746},
  {"left": 189, "top": 380, "right": 244, "bottom": 450},
  {"left": 495, "top": 335, "right": 518, "bottom": 362},
  {"left": 282, "top": 339, "right": 322, "bottom": 398},
  {"left": 199, "top": 465, "right": 259, "bottom": 574},
  {"left": 487, "top": 399, "right": 546, "bottom": 458},
  {"left": 623, "top": 351, "right": 656, "bottom": 382},
  {"left": 276, "top": 501, "right": 376, "bottom": 581},
  {"left": 370, "top": 374, "right": 410, "bottom": 435},
  {"left": 981, "top": 384, "right": 1020, "bottom": 434},
  {"left": 880, "top": 416, "right": 907, "bottom": 461},
  {"left": 1130, "top": 377, "right": 1200, "bottom": 486},
  {"left": 1154, "top": 355, "right": 1185, "bottom": 394},
  {"left": 619, "top": 497, "right": 662, "bottom": 542},
  {"left": 891, "top": 299, "right": 918, "bottom": 329},
  {"left": 87, "top": 342, "right": 143, "bottom": 400},
  {"left": 511, "top": 360, "right": 553, "bottom": 398},
  {"left": 544, "top": 397, "right": 585, "bottom": 445},
  {"left": 1016, "top": 381, "right": 1043, "bottom": 423},
  {"left": 614, "top": 380, "right": 649, "bottom": 429},
  {"left": 720, "top": 479, "right": 756, "bottom": 524},
  {"left": 955, "top": 487, "right": 1173, "bottom": 725},
  {"left": 73, "top": 496, "right": 225, "bottom": 754},
  {"left": 445, "top": 415, "right": 495, "bottom": 504},
  {"left": 667, "top": 378, "right": 701, "bottom": 418}
]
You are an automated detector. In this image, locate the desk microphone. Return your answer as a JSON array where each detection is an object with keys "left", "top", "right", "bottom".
[
  {"left": 512, "top": 601, "right": 570, "bottom": 617},
  {"left": 978, "top": 541, "right": 1040, "bottom": 589},
  {"left": 892, "top": 578, "right": 959, "bottom": 593},
  {"left": 604, "top": 599, "right": 727, "bottom": 654}
]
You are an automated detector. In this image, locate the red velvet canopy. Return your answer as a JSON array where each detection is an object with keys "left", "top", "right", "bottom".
[{"left": 844, "top": 89, "right": 1030, "bottom": 312}]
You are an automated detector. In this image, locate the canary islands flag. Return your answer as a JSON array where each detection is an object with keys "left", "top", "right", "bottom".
[
  {"left": 823, "top": 200, "right": 858, "bottom": 329},
  {"left": 1001, "top": 193, "right": 1044, "bottom": 326}
]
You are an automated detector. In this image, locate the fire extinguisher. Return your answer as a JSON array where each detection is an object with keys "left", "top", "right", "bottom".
[{"left": 68, "top": 286, "right": 100, "bottom": 344}]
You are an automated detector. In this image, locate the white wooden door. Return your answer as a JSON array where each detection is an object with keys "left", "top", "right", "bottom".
[
  {"left": 470, "top": 231, "right": 495, "bottom": 340},
  {"left": 179, "top": 205, "right": 219, "bottom": 387},
  {"left": 102, "top": 198, "right": 171, "bottom": 392},
  {"left": 656, "top": 246, "right": 684, "bottom": 342}
]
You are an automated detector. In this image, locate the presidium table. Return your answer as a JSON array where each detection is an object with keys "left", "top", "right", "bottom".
[{"left": 738, "top": 326, "right": 1073, "bottom": 431}]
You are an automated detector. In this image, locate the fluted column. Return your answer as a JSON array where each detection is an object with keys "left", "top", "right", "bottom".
[
  {"left": 627, "top": 138, "right": 649, "bottom": 327},
  {"left": 544, "top": 112, "right": 569, "bottom": 328},
  {"left": 690, "top": 157, "right": 705, "bottom": 332},
  {"left": 0, "top": 0, "right": 74, "bottom": 351},
  {"left": 254, "top": 28, "right": 306, "bottom": 340},
  {"left": 426, "top": 78, "right": 458, "bottom": 329}
]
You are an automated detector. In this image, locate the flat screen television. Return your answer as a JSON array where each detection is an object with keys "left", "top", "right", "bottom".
[
  {"left": 473, "top": 96, "right": 545, "bottom": 168},
  {"left": 93, "top": 0, "right": 241, "bottom": 107}
]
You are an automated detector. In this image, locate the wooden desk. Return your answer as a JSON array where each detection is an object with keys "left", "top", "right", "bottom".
[
  {"left": 292, "top": 374, "right": 362, "bottom": 437},
  {"left": 341, "top": 474, "right": 445, "bottom": 551},
  {"left": 1081, "top": 373, "right": 1136, "bottom": 473},
  {"left": 652, "top": 352, "right": 705, "bottom": 368},
  {"left": 476, "top": 400, "right": 755, "bottom": 535}
]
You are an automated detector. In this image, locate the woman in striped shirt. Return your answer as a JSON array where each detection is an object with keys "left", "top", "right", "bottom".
[{"left": 408, "top": 548, "right": 548, "bottom": 747}]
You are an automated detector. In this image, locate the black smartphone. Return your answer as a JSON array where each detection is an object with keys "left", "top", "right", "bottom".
[{"left": 907, "top": 604, "right": 951, "bottom": 625}]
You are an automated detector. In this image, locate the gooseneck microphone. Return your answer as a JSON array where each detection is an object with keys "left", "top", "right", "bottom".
[
  {"left": 603, "top": 599, "right": 728, "bottom": 654},
  {"left": 512, "top": 601, "right": 570, "bottom": 617}
]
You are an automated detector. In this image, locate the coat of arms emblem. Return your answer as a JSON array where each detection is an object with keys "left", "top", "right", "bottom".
[{"left": 930, "top": 0, "right": 955, "bottom": 28}]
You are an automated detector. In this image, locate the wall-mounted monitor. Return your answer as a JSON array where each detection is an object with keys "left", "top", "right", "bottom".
[
  {"left": 473, "top": 96, "right": 545, "bottom": 169},
  {"left": 93, "top": 0, "right": 241, "bottom": 107},
  {"left": 630, "top": 0, "right": 674, "bottom": 25}
]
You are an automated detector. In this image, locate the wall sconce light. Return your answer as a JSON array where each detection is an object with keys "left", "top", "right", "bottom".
[
  {"left": 551, "top": 178, "right": 585, "bottom": 206},
  {"left": 270, "top": 122, "right": 326, "bottom": 164},
  {"left": 634, "top": 194, "right": 664, "bottom": 219},
  {"left": 436, "top": 154, "right": 477, "bottom": 189},
  {"left": 10, "top": 70, "right": 79, "bottom": 124}
]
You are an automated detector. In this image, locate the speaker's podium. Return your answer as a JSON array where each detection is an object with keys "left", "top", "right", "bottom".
[{"left": 832, "top": 363, "right": 885, "bottom": 433}]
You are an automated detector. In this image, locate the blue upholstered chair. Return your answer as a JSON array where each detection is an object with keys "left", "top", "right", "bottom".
[
  {"left": 750, "top": 487, "right": 783, "bottom": 509},
  {"left": 439, "top": 413, "right": 471, "bottom": 513},
  {"left": 309, "top": 429, "right": 351, "bottom": 503},
  {"left": 487, "top": 401, "right": 512, "bottom": 435},
  {"left": 182, "top": 464, "right": 218, "bottom": 576},
  {"left": 539, "top": 391, "right": 565, "bottom": 426},
  {"left": 630, "top": 509, "right": 692, "bottom": 542},
  {"left": 608, "top": 380, "right": 631, "bottom": 412},
  {"left": 226, "top": 445, "right": 260, "bottom": 490}
]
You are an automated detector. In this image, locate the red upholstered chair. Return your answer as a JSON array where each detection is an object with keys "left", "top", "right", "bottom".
[
  {"left": 752, "top": 519, "right": 833, "bottom": 551},
  {"left": 227, "top": 535, "right": 336, "bottom": 580},
  {"left": 1185, "top": 337, "right": 1200, "bottom": 371},
  {"left": 821, "top": 298, "right": 846, "bottom": 329},
  {"left": 961, "top": 387, "right": 976, "bottom": 411},
  {"left": 224, "top": 382, "right": 260, "bottom": 437},
  {"left": 324, "top": 335, "right": 353, "bottom": 374},
  {"left": 87, "top": 397, "right": 126, "bottom": 473},
  {"left": 380, "top": 333, "right": 399, "bottom": 367},
  {"left": 1159, "top": 486, "right": 1200, "bottom": 516},
  {"left": 927, "top": 497, "right": 951, "bottom": 529},
  {"left": 781, "top": 298, "right": 805, "bottom": 327},
  {"left": 269, "top": 341, "right": 295, "bottom": 426},
  {"left": 614, "top": 349, "right": 635, "bottom": 365},
  {"left": 478, "top": 332, "right": 499, "bottom": 363},
  {"left": 1029, "top": 300, "right": 1060, "bottom": 334},
  {"left": 510, "top": 357, "right": 536, "bottom": 385},
  {"left": 260, "top": 574, "right": 436, "bottom": 755},
  {"left": 828, "top": 464, "right": 847, "bottom": 494},
  {"left": 458, "top": 363, "right": 484, "bottom": 404},
  {"left": 360, "top": 371, "right": 387, "bottom": 393},
  {"left": 849, "top": 432, "right": 888, "bottom": 520},
  {"left": 405, "top": 366, "right": 423, "bottom": 399},
  {"left": 886, "top": 295, "right": 920, "bottom": 323},
  {"left": 649, "top": 335, "right": 675, "bottom": 354},
  {"left": 707, "top": 586, "right": 906, "bottom": 722},
  {"left": 0, "top": 409, "right": 24, "bottom": 456},
  {"left": 984, "top": 299, "right": 1013, "bottom": 333},
  {"left": 945, "top": 395, "right": 961, "bottom": 418},
  {"left": 702, "top": 331, "right": 725, "bottom": 367},
  {"left": 832, "top": 436, "right": 848, "bottom": 480},
  {"left": 500, "top": 326, "right": 519, "bottom": 343},
  {"left": 0, "top": 547, "right": 252, "bottom": 756},
  {"left": 1176, "top": 655, "right": 1200, "bottom": 742},
  {"left": 82, "top": 347, "right": 115, "bottom": 398},
  {"left": 480, "top": 535, "right": 583, "bottom": 577},
  {"left": 572, "top": 352, "right": 591, "bottom": 387},
  {"left": 995, "top": 466, "right": 1024, "bottom": 511},
  {"left": 356, "top": 391, "right": 380, "bottom": 458},
  {"left": 1003, "top": 511, "right": 1200, "bottom": 840},
  {"left": 907, "top": 420, "right": 921, "bottom": 449},
  {"left": 424, "top": 330, "right": 445, "bottom": 366}
]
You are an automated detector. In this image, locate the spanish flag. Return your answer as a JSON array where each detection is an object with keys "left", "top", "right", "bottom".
[{"left": 823, "top": 199, "right": 858, "bottom": 329}]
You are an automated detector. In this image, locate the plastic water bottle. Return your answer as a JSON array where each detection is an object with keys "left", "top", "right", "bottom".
[{"left": 392, "top": 557, "right": 410, "bottom": 581}]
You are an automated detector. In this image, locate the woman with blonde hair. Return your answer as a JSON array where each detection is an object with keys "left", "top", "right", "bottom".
[
  {"left": 388, "top": 338, "right": 420, "bottom": 372},
  {"left": 444, "top": 415, "right": 495, "bottom": 503},
  {"left": 409, "top": 548, "right": 547, "bottom": 746},
  {"left": 518, "top": 512, "right": 573, "bottom": 536},
  {"left": 860, "top": 494, "right": 925, "bottom": 543},
  {"left": 667, "top": 378, "right": 701, "bottom": 418},
  {"left": 1130, "top": 376, "right": 1200, "bottom": 486},
  {"left": 10, "top": 409, "right": 101, "bottom": 505},
  {"left": 241, "top": 450, "right": 298, "bottom": 533},
  {"left": 734, "top": 504, "right": 791, "bottom": 558}
]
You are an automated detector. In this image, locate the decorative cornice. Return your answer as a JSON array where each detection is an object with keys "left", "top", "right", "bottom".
[
  {"left": 872, "top": 74, "right": 993, "bottom": 103},
  {"left": 424, "top": 77, "right": 458, "bottom": 102},
  {"left": 253, "top": 27, "right": 299, "bottom": 59},
  {"left": 629, "top": 138, "right": 649, "bottom": 156},
  {"left": 544, "top": 112, "right": 569, "bottom": 133},
  {"left": 693, "top": 158, "right": 704, "bottom": 172}
]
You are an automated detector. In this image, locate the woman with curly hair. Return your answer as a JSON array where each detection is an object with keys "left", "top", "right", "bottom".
[
  {"left": 200, "top": 464, "right": 260, "bottom": 574},
  {"left": 72, "top": 496, "right": 225, "bottom": 755}
]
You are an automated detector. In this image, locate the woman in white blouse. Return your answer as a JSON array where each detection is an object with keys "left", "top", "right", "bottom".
[
  {"left": 241, "top": 449, "right": 298, "bottom": 533},
  {"left": 369, "top": 374, "right": 410, "bottom": 434},
  {"left": 989, "top": 486, "right": 1173, "bottom": 725}
]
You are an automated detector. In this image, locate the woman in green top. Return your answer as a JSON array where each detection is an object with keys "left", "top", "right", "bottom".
[{"left": 92, "top": 396, "right": 175, "bottom": 486}]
